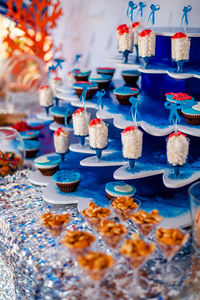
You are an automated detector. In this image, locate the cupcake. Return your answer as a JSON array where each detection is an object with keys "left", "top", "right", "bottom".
[
  {"left": 181, "top": 102, "right": 200, "bottom": 125},
  {"left": 138, "top": 30, "right": 156, "bottom": 58},
  {"left": 50, "top": 106, "right": 73, "bottom": 125},
  {"left": 171, "top": 32, "right": 190, "bottom": 62},
  {"left": 72, "top": 108, "right": 90, "bottom": 136},
  {"left": 96, "top": 67, "right": 116, "bottom": 78},
  {"left": 89, "top": 74, "right": 112, "bottom": 91},
  {"left": 50, "top": 77, "right": 63, "bottom": 97},
  {"left": 20, "top": 130, "right": 40, "bottom": 140},
  {"left": 72, "top": 69, "right": 91, "bottom": 81},
  {"left": 121, "top": 126, "right": 143, "bottom": 159},
  {"left": 165, "top": 92, "right": 193, "bottom": 104},
  {"left": 116, "top": 24, "right": 133, "bottom": 53},
  {"left": 39, "top": 85, "right": 54, "bottom": 107},
  {"left": 34, "top": 155, "right": 61, "bottom": 176},
  {"left": 121, "top": 70, "right": 140, "bottom": 85},
  {"left": 131, "top": 22, "right": 140, "bottom": 46},
  {"left": 53, "top": 170, "right": 81, "bottom": 193},
  {"left": 23, "top": 140, "right": 40, "bottom": 159},
  {"left": 167, "top": 132, "right": 189, "bottom": 166},
  {"left": 89, "top": 118, "right": 108, "bottom": 150},
  {"left": 105, "top": 181, "right": 136, "bottom": 200},
  {"left": 53, "top": 128, "right": 70, "bottom": 154},
  {"left": 73, "top": 81, "right": 98, "bottom": 99},
  {"left": 113, "top": 87, "right": 139, "bottom": 105}
]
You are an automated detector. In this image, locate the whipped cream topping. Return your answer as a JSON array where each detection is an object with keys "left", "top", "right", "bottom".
[
  {"left": 54, "top": 128, "right": 70, "bottom": 154},
  {"left": 72, "top": 109, "right": 90, "bottom": 136},
  {"left": 89, "top": 119, "right": 108, "bottom": 149},
  {"left": 50, "top": 77, "right": 63, "bottom": 97},
  {"left": 121, "top": 127, "right": 143, "bottom": 159},
  {"left": 171, "top": 35, "right": 190, "bottom": 61},
  {"left": 167, "top": 133, "right": 189, "bottom": 166},
  {"left": 117, "top": 28, "right": 133, "bottom": 52},
  {"left": 138, "top": 30, "right": 156, "bottom": 58},
  {"left": 39, "top": 85, "right": 53, "bottom": 107}
]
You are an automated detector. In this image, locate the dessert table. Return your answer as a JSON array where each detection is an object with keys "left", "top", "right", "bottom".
[{"left": 0, "top": 122, "right": 199, "bottom": 300}]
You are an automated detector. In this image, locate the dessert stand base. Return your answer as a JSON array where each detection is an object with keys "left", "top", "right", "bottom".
[
  {"left": 28, "top": 170, "right": 53, "bottom": 186},
  {"left": 163, "top": 167, "right": 200, "bottom": 189},
  {"left": 42, "top": 183, "right": 93, "bottom": 205},
  {"left": 80, "top": 152, "right": 126, "bottom": 167},
  {"left": 49, "top": 121, "right": 73, "bottom": 131},
  {"left": 69, "top": 143, "right": 115, "bottom": 155}
]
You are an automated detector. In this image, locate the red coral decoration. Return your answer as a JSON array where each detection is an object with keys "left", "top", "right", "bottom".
[{"left": 3, "top": 0, "right": 63, "bottom": 63}]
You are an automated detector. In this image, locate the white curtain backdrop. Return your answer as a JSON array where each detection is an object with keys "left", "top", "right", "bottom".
[{"left": 52, "top": 0, "right": 200, "bottom": 79}]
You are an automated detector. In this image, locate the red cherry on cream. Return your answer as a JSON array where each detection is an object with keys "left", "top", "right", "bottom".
[{"left": 122, "top": 126, "right": 136, "bottom": 134}]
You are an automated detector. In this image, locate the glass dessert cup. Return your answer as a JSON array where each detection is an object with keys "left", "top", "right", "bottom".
[
  {"left": 110, "top": 196, "right": 140, "bottom": 229},
  {"left": 189, "top": 181, "right": 200, "bottom": 254},
  {"left": 75, "top": 135, "right": 88, "bottom": 146},
  {"left": 154, "top": 228, "right": 190, "bottom": 284},
  {"left": 122, "top": 49, "right": 132, "bottom": 64},
  {"left": 42, "top": 105, "right": 53, "bottom": 116},
  {"left": 77, "top": 251, "right": 114, "bottom": 300},
  {"left": 56, "top": 150, "right": 68, "bottom": 163},
  {"left": 173, "top": 59, "right": 188, "bottom": 73},
  {"left": 40, "top": 212, "right": 70, "bottom": 260},
  {"left": 0, "top": 127, "right": 24, "bottom": 177},
  {"left": 120, "top": 234, "right": 156, "bottom": 297},
  {"left": 97, "top": 219, "right": 127, "bottom": 257},
  {"left": 90, "top": 146, "right": 107, "bottom": 160},
  {"left": 129, "top": 209, "right": 163, "bottom": 242}
]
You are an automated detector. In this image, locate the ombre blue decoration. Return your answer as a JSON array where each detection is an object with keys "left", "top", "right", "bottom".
[
  {"left": 48, "top": 58, "right": 65, "bottom": 79},
  {"left": 129, "top": 95, "right": 143, "bottom": 125},
  {"left": 165, "top": 102, "right": 181, "bottom": 126},
  {"left": 181, "top": 5, "right": 192, "bottom": 27},
  {"left": 95, "top": 89, "right": 106, "bottom": 112},
  {"left": 64, "top": 103, "right": 74, "bottom": 126},
  {"left": 127, "top": 1, "right": 137, "bottom": 22},
  {"left": 147, "top": 4, "right": 160, "bottom": 25},
  {"left": 137, "top": 1, "right": 146, "bottom": 18}
]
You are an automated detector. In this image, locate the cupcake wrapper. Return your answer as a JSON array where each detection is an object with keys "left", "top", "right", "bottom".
[
  {"left": 97, "top": 81, "right": 110, "bottom": 91},
  {"left": 97, "top": 71, "right": 114, "bottom": 78},
  {"left": 38, "top": 166, "right": 59, "bottom": 176},
  {"left": 75, "top": 88, "right": 98, "bottom": 100},
  {"left": 115, "top": 94, "right": 139, "bottom": 105},
  {"left": 122, "top": 74, "right": 139, "bottom": 85},
  {"left": 54, "top": 115, "right": 72, "bottom": 125},
  {"left": 56, "top": 181, "right": 80, "bottom": 193},
  {"left": 106, "top": 192, "right": 116, "bottom": 200},
  {"left": 25, "top": 149, "right": 39, "bottom": 159},
  {"left": 74, "top": 75, "right": 89, "bottom": 81},
  {"left": 182, "top": 113, "right": 200, "bottom": 125}
]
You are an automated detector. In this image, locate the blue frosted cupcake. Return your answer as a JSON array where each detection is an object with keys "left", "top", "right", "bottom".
[
  {"left": 89, "top": 74, "right": 112, "bottom": 90},
  {"left": 73, "top": 81, "right": 98, "bottom": 99},
  {"left": 34, "top": 155, "right": 61, "bottom": 176},
  {"left": 121, "top": 70, "right": 140, "bottom": 85},
  {"left": 165, "top": 92, "right": 194, "bottom": 104},
  {"left": 23, "top": 140, "right": 40, "bottom": 158},
  {"left": 72, "top": 69, "right": 91, "bottom": 81},
  {"left": 53, "top": 170, "right": 81, "bottom": 193},
  {"left": 182, "top": 102, "right": 200, "bottom": 125},
  {"left": 50, "top": 106, "right": 73, "bottom": 124},
  {"left": 96, "top": 67, "right": 116, "bottom": 78},
  {"left": 113, "top": 86, "right": 140, "bottom": 105},
  {"left": 105, "top": 181, "right": 136, "bottom": 200},
  {"left": 20, "top": 130, "right": 40, "bottom": 140}
]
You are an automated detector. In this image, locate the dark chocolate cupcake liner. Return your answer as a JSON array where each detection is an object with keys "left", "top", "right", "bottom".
[
  {"left": 74, "top": 75, "right": 89, "bottom": 81},
  {"left": 38, "top": 166, "right": 59, "bottom": 176},
  {"left": 182, "top": 113, "right": 200, "bottom": 125},
  {"left": 75, "top": 88, "right": 98, "bottom": 100},
  {"left": 97, "top": 70, "right": 115, "bottom": 78},
  {"left": 115, "top": 93, "right": 139, "bottom": 105},
  {"left": 25, "top": 149, "right": 39, "bottom": 159},
  {"left": 122, "top": 74, "right": 139, "bottom": 85},
  {"left": 53, "top": 115, "right": 72, "bottom": 125},
  {"left": 56, "top": 181, "right": 80, "bottom": 193},
  {"left": 97, "top": 81, "right": 110, "bottom": 91}
]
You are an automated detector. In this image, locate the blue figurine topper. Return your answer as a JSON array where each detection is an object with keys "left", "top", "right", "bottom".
[
  {"left": 127, "top": 1, "right": 137, "bottom": 22},
  {"left": 181, "top": 5, "right": 192, "bottom": 27},
  {"left": 73, "top": 54, "right": 82, "bottom": 66},
  {"left": 137, "top": 2, "right": 146, "bottom": 18},
  {"left": 165, "top": 102, "right": 182, "bottom": 131},
  {"left": 147, "top": 4, "right": 160, "bottom": 25},
  {"left": 48, "top": 58, "right": 65, "bottom": 80},
  {"left": 95, "top": 89, "right": 106, "bottom": 114},
  {"left": 64, "top": 103, "right": 74, "bottom": 126},
  {"left": 129, "top": 95, "right": 143, "bottom": 126}
]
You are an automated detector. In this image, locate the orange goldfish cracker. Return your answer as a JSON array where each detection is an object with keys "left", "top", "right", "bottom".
[
  {"left": 78, "top": 251, "right": 114, "bottom": 271},
  {"left": 111, "top": 196, "right": 138, "bottom": 210},
  {"left": 130, "top": 209, "right": 163, "bottom": 224},
  {"left": 41, "top": 212, "right": 70, "bottom": 227},
  {"left": 156, "top": 228, "right": 189, "bottom": 246},
  {"left": 61, "top": 230, "right": 95, "bottom": 249},
  {"left": 82, "top": 201, "right": 111, "bottom": 219},
  {"left": 98, "top": 219, "right": 127, "bottom": 236},
  {"left": 120, "top": 233, "right": 155, "bottom": 257}
]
